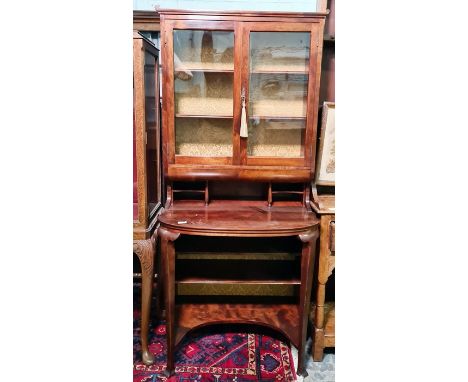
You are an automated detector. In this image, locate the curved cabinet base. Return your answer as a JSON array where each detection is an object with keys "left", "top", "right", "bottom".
[{"left": 160, "top": 218, "right": 318, "bottom": 377}]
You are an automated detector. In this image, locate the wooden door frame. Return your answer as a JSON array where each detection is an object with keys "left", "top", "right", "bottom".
[
  {"left": 161, "top": 18, "right": 240, "bottom": 168},
  {"left": 240, "top": 21, "right": 324, "bottom": 171}
]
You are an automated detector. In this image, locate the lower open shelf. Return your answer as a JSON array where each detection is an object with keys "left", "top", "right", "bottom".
[{"left": 174, "top": 303, "right": 300, "bottom": 347}]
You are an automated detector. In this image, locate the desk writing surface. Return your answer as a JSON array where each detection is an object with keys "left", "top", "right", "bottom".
[{"left": 159, "top": 204, "right": 318, "bottom": 235}]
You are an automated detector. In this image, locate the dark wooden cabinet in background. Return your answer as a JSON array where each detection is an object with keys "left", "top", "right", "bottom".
[
  {"left": 133, "top": 31, "right": 162, "bottom": 240},
  {"left": 133, "top": 31, "right": 162, "bottom": 366},
  {"left": 319, "top": 0, "right": 334, "bottom": 105},
  {"left": 157, "top": 9, "right": 327, "bottom": 377}
]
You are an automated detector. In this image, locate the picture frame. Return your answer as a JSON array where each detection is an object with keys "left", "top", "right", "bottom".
[{"left": 316, "top": 102, "right": 335, "bottom": 186}]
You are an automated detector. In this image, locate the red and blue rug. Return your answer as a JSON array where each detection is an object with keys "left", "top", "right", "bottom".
[{"left": 133, "top": 302, "right": 297, "bottom": 381}]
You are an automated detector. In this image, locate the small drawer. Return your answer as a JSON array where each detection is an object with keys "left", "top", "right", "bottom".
[{"left": 329, "top": 221, "right": 335, "bottom": 252}]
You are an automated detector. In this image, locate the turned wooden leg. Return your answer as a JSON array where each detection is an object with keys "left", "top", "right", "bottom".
[
  {"left": 159, "top": 228, "right": 180, "bottom": 376},
  {"left": 134, "top": 239, "right": 156, "bottom": 365},
  {"left": 297, "top": 229, "right": 319, "bottom": 376},
  {"left": 312, "top": 282, "right": 326, "bottom": 362},
  {"left": 312, "top": 215, "right": 333, "bottom": 362},
  {"left": 312, "top": 328, "right": 325, "bottom": 361}
]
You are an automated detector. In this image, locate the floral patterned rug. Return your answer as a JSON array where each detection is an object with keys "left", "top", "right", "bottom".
[{"left": 133, "top": 301, "right": 297, "bottom": 381}]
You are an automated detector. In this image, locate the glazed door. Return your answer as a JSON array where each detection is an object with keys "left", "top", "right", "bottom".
[
  {"left": 144, "top": 49, "right": 162, "bottom": 220},
  {"left": 240, "top": 22, "right": 322, "bottom": 167},
  {"left": 164, "top": 20, "right": 241, "bottom": 165}
]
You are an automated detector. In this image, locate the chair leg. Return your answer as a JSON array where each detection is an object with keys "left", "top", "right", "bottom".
[{"left": 134, "top": 239, "right": 155, "bottom": 365}]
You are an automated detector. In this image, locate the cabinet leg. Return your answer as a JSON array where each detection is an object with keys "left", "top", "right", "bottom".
[
  {"left": 134, "top": 239, "right": 155, "bottom": 365},
  {"left": 312, "top": 283, "right": 326, "bottom": 363},
  {"left": 156, "top": 273, "right": 164, "bottom": 320},
  {"left": 312, "top": 345, "right": 324, "bottom": 362},
  {"left": 312, "top": 328, "right": 325, "bottom": 362},
  {"left": 160, "top": 228, "right": 179, "bottom": 376},
  {"left": 297, "top": 350, "right": 307, "bottom": 377},
  {"left": 297, "top": 229, "right": 319, "bottom": 377},
  {"left": 311, "top": 214, "right": 333, "bottom": 363}
]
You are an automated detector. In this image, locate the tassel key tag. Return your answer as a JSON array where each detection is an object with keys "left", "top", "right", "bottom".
[{"left": 240, "top": 88, "right": 248, "bottom": 138}]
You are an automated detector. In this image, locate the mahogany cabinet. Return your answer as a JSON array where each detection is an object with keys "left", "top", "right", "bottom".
[
  {"left": 158, "top": 9, "right": 327, "bottom": 377},
  {"left": 160, "top": 10, "right": 326, "bottom": 181},
  {"left": 133, "top": 31, "right": 162, "bottom": 366}
]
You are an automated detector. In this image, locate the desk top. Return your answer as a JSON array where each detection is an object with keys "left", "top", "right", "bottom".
[
  {"left": 159, "top": 203, "right": 319, "bottom": 237},
  {"left": 311, "top": 194, "right": 335, "bottom": 215}
]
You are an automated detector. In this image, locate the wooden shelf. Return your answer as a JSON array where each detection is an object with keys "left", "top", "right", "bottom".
[
  {"left": 177, "top": 251, "right": 299, "bottom": 260},
  {"left": 176, "top": 254, "right": 300, "bottom": 285},
  {"left": 176, "top": 114, "right": 233, "bottom": 119},
  {"left": 180, "top": 67, "right": 308, "bottom": 74},
  {"left": 252, "top": 69, "right": 308, "bottom": 74},
  {"left": 311, "top": 194, "right": 335, "bottom": 214},
  {"left": 272, "top": 191, "right": 304, "bottom": 194},
  {"left": 318, "top": 195, "right": 335, "bottom": 210},
  {"left": 175, "top": 303, "right": 300, "bottom": 346},
  {"left": 251, "top": 64, "right": 308, "bottom": 73},
  {"left": 251, "top": 119, "right": 306, "bottom": 131},
  {"left": 173, "top": 189, "right": 205, "bottom": 193},
  {"left": 185, "top": 68, "right": 234, "bottom": 73},
  {"left": 251, "top": 99, "right": 306, "bottom": 118},
  {"left": 176, "top": 278, "right": 300, "bottom": 285},
  {"left": 181, "top": 62, "right": 234, "bottom": 72},
  {"left": 250, "top": 115, "right": 305, "bottom": 120}
]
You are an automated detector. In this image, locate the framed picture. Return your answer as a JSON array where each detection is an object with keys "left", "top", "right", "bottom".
[{"left": 316, "top": 102, "right": 335, "bottom": 186}]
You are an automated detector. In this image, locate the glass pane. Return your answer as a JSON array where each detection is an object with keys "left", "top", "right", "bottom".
[
  {"left": 176, "top": 118, "right": 232, "bottom": 156},
  {"left": 140, "top": 31, "right": 163, "bottom": 99},
  {"left": 174, "top": 30, "right": 234, "bottom": 71},
  {"left": 250, "top": 32, "right": 310, "bottom": 72},
  {"left": 175, "top": 72, "right": 233, "bottom": 117},
  {"left": 174, "top": 30, "right": 234, "bottom": 157},
  {"left": 248, "top": 32, "right": 310, "bottom": 158},
  {"left": 248, "top": 119, "right": 306, "bottom": 157},
  {"left": 144, "top": 51, "right": 160, "bottom": 215}
]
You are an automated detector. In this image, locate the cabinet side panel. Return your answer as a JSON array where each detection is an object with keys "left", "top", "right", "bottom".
[
  {"left": 305, "top": 21, "right": 325, "bottom": 177},
  {"left": 133, "top": 37, "right": 148, "bottom": 227},
  {"left": 161, "top": 17, "right": 176, "bottom": 176}
]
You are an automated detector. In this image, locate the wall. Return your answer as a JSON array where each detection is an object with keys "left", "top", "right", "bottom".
[{"left": 134, "top": 0, "right": 318, "bottom": 12}]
